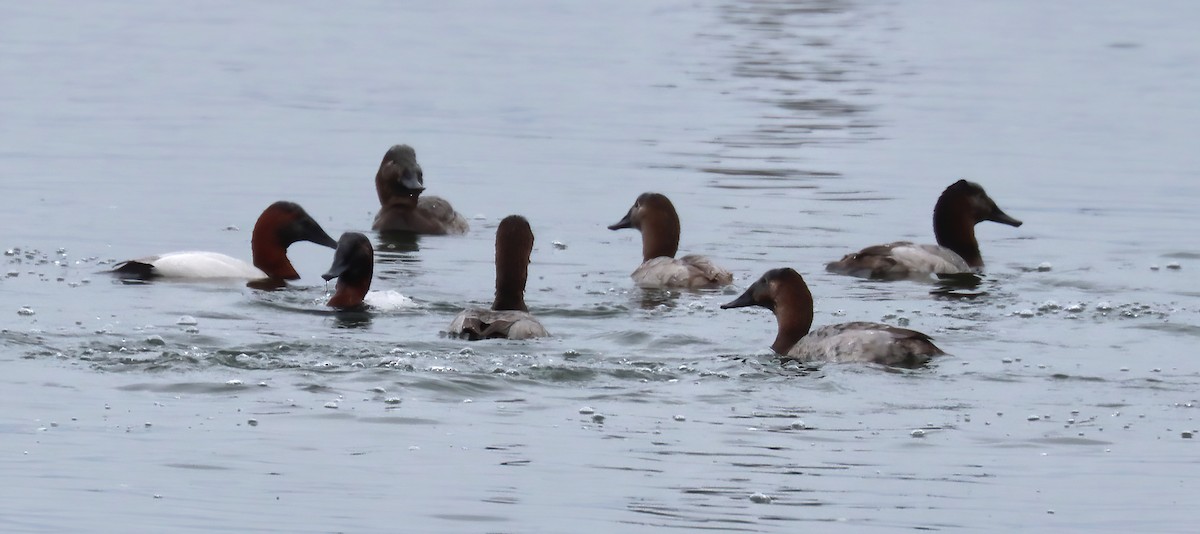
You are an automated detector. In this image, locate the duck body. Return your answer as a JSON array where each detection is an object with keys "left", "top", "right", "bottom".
[
  {"left": 826, "top": 180, "right": 1022, "bottom": 280},
  {"left": 784, "top": 321, "right": 942, "bottom": 366},
  {"left": 112, "top": 201, "right": 338, "bottom": 282},
  {"left": 447, "top": 215, "right": 548, "bottom": 340},
  {"left": 371, "top": 144, "right": 468, "bottom": 235},
  {"left": 449, "top": 309, "right": 547, "bottom": 340},
  {"left": 608, "top": 192, "right": 732, "bottom": 289},
  {"left": 722, "top": 268, "right": 943, "bottom": 367}
]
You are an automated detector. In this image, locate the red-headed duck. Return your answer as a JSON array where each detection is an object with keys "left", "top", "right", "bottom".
[
  {"left": 722, "top": 268, "right": 944, "bottom": 367},
  {"left": 608, "top": 192, "right": 733, "bottom": 289},
  {"left": 322, "top": 232, "right": 374, "bottom": 309},
  {"left": 448, "top": 215, "right": 548, "bottom": 340},
  {"left": 112, "top": 201, "right": 337, "bottom": 281},
  {"left": 371, "top": 144, "right": 469, "bottom": 235},
  {"left": 321, "top": 232, "right": 416, "bottom": 310},
  {"left": 826, "top": 180, "right": 1022, "bottom": 279}
]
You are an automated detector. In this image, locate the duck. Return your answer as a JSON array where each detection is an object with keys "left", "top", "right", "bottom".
[
  {"left": 322, "top": 232, "right": 374, "bottom": 309},
  {"left": 112, "top": 201, "right": 338, "bottom": 281},
  {"left": 320, "top": 232, "right": 418, "bottom": 310},
  {"left": 721, "top": 267, "right": 944, "bottom": 367},
  {"left": 825, "top": 180, "right": 1023, "bottom": 279},
  {"left": 371, "top": 144, "right": 469, "bottom": 235},
  {"left": 607, "top": 192, "right": 733, "bottom": 289},
  {"left": 448, "top": 215, "right": 548, "bottom": 340}
]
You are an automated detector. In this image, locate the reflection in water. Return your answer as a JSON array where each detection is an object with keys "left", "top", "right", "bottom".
[{"left": 332, "top": 310, "right": 372, "bottom": 329}]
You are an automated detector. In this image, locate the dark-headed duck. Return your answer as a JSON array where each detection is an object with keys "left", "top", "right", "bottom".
[
  {"left": 371, "top": 144, "right": 469, "bottom": 235},
  {"left": 448, "top": 215, "right": 548, "bottom": 340},
  {"left": 722, "top": 268, "right": 944, "bottom": 367},
  {"left": 322, "top": 232, "right": 374, "bottom": 309},
  {"left": 826, "top": 180, "right": 1023, "bottom": 279},
  {"left": 112, "top": 201, "right": 337, "bottom": 281},
  {"left": 608, "top": 192, "right": 733, "bottom": 289}
]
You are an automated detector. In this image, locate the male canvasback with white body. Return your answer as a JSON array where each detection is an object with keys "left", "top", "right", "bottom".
[
  {"left": 826, "top": 180, "right": 1023, "bottom": 280},
  {"left": 721, "top": 268, "right": 944, "bottom": 367},
  {"left": 371, "top": 144, "right": 469, "bottom": 235},
  {"left": 112, "top": 201, "right": 337, "bottom": 282},
  {"left": 607, "top": 192, "right": 733, "bottom": 289},
  {"left": 448, "top": 215, "right": 548, "bottom": 340},
  {"left": 321, "top": 232, "right": 417, "bottom": 310}
]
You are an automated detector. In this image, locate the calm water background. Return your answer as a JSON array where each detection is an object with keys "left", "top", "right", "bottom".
[{"left": 3, "top": 1, "right": 1198, "bottom": 532}]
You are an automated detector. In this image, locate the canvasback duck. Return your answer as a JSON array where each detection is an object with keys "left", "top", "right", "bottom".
[
  {"left": 322, "top": 232, "right": 374, "bottom": 309},
  {"left": 721, "top": 268, "right": 944, "bottom": 367},
  {"left": 112, "top": 201, "right": 337, "bottom": 281},
  {"left": 448, "top": 215, "right": 548, "bottom": 340},
  {"left": 371, "top": 144, "right": 469, "bottom": 235},
  {"left": 826, "top": 180, "right": 1023, "bottom": 279},
  {"left": 607, "top": 192, "right": 733, "bottom": 289},
  {"left": 321, "top": 232, "right": 417, "bottom": 310}
]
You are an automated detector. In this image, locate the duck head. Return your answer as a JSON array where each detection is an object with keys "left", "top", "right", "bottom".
[
  {"left": 493, "top": 215, "right": 534, "bottom": 312},
  {"left": 250, "top": 201, "right": 339, "bottom": 280},
  {"left": 933, "top": 180, "right": 1023, "bottom": 267},
  {"left": 323, "top": 232, "right": 374, "bottom": 309},
  {"left": 375, "top": 144, "right": 426, "bottom": 210},
  {"left": 722, "top": 268, "right": 815, "bottom": 355},
  {"left": 608, "top": 192, "right": 681, "bottom": 261}
]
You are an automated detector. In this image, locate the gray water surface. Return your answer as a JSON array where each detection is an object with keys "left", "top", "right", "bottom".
[{"left": 3, "top": 1, "right": 1198, "bottom": 532}]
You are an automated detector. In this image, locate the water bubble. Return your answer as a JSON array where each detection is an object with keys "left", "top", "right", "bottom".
[
  {"left": 369, "top": 387, "right": 386, "bottom": 393},
  {"left": 790, "top": 420, "right": 807, "bottom": 430},
  {"left": 1036, "top": 262, "right": 1052, "bottom": 272},
  {"left": 552, "top": 241, "right": 567, "bottom": 250},
  {"left": 1015, "top": 309, "right": 1035, "bottom": 318},
  {"left": 591, "top": 414, "right": 606, "bottom": 423},
  {"left": 1065, "top": 303, "right": 1084, "bottom": 313},
  {"left": 896, "top": 316, "right": 910, "bottom": 326},
  {"left": 176, "top": 316, "right": 198, "bottom": 326},
  {"left": 247, "top": 419, "right": 258, "bottom": 426},
  {"left": 17, "top": 306, "right": 35, "bottom": 316},
  {"left": 1150, "top": 265, "right": 1160, "bottom": 271},
  {"left": 384, "top": 397, "right": 402, "bottom": 404},
  {"left": 5, "top": 270, "right": 17, "bottom": 278},
  {"left": 1095, "top": 302, "right": 1112, "bottom": 311},
  {"left": 673, "top": 415, "right": 687, "bottom": 422},
  {"left": 1184, "top": 432, "right": 1194, "bottom": 439},
  {"left": 145, "top": 335, "right": 165, "bottom": 346},
  {"left": 323, "top": 401, "right": 339, "bottom": 409},
  {"left": 1166, "top": 262, "right": 1182, "bottom": 270},
  {"left": 910, "top": 429, "right": 926, "bottom": 438},
  {"left": 749, "top": 492, "right": 773, "bottom": 504},
  {"left": 1027, "top": 415, "right": 1041, "bottom": 421},
  {"left": 1037, "top": 300, "right": 1061, "bottom": 312},
  {"left": 578, "top": 406, "right": 595, "bottom": 415},
  {"left": 225, "top": 379, "right": 243, "bottom": 386}
]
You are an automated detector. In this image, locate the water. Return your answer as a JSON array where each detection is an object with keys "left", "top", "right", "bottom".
[{"left": 3, "top": 1, "right": 1199, "bottom": 532}]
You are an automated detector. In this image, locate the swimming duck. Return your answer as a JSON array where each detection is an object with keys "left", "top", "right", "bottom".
[
  {"left": 371, "top": 144, "right": 469, "bottom": 235},
  {"left": 112, "top": 201, "right": 337, "bottom": 281},
  {"left": 320, "top": 232, "right": 417, "bottom": 310},
  {"left": 722, "top": 268, "right": 944, "bottom": 367},
  {"left": 825, "top": 180, "right": 1023, "bottom": 279},
  {"left": 448, "top": 215, "right": 548, "bottom": 340},
  {"left": 322, "top": 232, "right": 374, "bottom": 309},
  {"left": 608, "top": 192, "right": 733, "bottom": 289}
]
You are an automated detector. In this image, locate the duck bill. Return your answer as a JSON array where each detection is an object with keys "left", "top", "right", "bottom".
[
  {"left": 287, "top": 214, "right": 339, "bottom": 249},
  {"left": 720, "top": 288, "right": 757, "bottom": 309},
  {"left": 987, "top": 207, "right": 1023, "bottom": 227},
  {"left": 322, "top": 248, "right": 355, "bottom": 281},
  {"left": 607, "top": 209, "right": 633, "bottom": 231}
]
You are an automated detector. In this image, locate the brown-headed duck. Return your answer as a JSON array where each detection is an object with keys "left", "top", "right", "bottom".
[
  {"left": 112, "top": 201, "right": 337, "bottom": 281},
  {"left": 448, "top": 215, "right": 548, "bottom": 340},
  {"left": 722, "top": 268, "right": 944, "bottom": 367},
  {"left": 608, "top": 192, "right": 733, "bottom": 289},
  {"left": 322, "top": 232, "right": 374, "bottom": 309},
  {"left": 371, "top": 144, "right": 469, "bottom": 235},
  {"left": 826, "top": 180, "right": 1023, "bottom": 279}
]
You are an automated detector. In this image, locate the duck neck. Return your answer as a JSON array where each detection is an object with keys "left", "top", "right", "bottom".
[
  {"left": 493, "top": 246, "right": 529, "bottom": 312},
  {"left": 328, "top": 278, "right": 370, "bottom": 308},
  {"left": 251, "top": 230, "right": 299, "bottom": 280},
  {"left": 640, "top": 212, "right": 680, "bottom": 261},
  {"left": 770, "top": 284, "right": 814, "bottom": 355},
  {"left": 933, "top": 200, "right": 983, "bottom": 267}
]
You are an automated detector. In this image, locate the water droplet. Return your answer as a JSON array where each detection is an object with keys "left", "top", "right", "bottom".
[
  {"left": 673, "top": 414, "right": 686, "bottom": 422},
  {"left": 1036, "top": 262, "right": 1052, "bottom": 272},
  {"left": 552, "top": 241, "right": 567, "bottom": 250},
  {"left": 176, "top": 316, "right": 198, "bottom": 326},
  {"left": 749, "top": 492, "right": 773, "bottom": 504},
  {"left": 1166, "top": 262, "right": 1182, "bottom": 270},
  {"left": 1027, "top": 415, "right": 1041, "bottom": 421},
  {"left": 910, "top": 429, "right": 926, "bottom": 438},
  {"left": 17, "top": 306, "right": 35, "bottom": 316},
  {"left": 578, "top": 406, "right": 595, "bottom": 415},
  {"left": 247, "top": 419, "right": 258, "bottom": 426}
]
